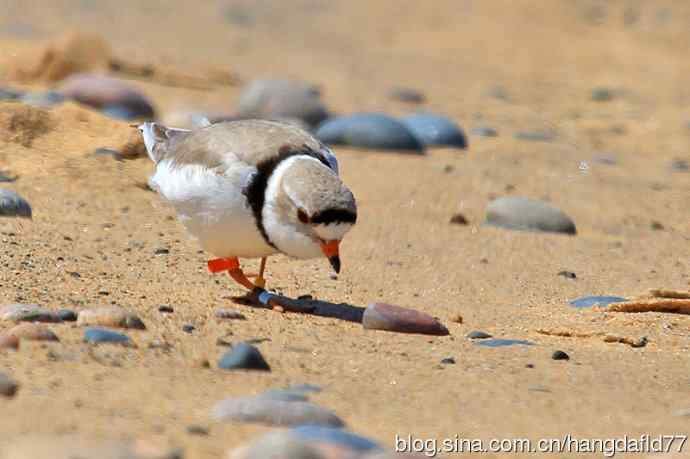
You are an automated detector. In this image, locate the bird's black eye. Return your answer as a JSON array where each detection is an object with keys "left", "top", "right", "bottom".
[{"left": 297, "top": 208, "right": 310, "bottom": 224}]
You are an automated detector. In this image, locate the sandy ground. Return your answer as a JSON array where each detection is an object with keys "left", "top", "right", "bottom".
[{"left": 1, "top": 0, "right": 690, "bottom": 457}]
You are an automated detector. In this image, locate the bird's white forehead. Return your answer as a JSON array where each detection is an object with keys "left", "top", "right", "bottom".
[{"left": 313, "top": 222, "right": 353, "bottom": 241}]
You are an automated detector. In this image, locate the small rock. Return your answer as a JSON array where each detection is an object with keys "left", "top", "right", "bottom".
[
  {"left": 650, "top": 221, "right": 664, "bottom": 230},
  {"left": 486, "top": 196, "right": 576, "bottom": 235},
  {"left": 212, "top": 396, "right": 344, "bottom": 427},
  {"left": 569, "top": 296, "right": 627, "bottom": 308},
  {"left": 154, "top": 247, "right": 169, "bottom": 255},
  {"left": 0, "top": 333, "right": 20, "bottom": 350},
  {"left": 186, "top": 425, "right": 210, "bottom": 436},
  {"left": 58, "top": 73, "right": 155, "bottom": 120},
  {"left": 440, "top": 357, "right": 456, "bottom": 365},
  {"left": 400, "top": 113, "right": 468, "bottom": 149},
  {"left": 630, "top": 336, "right": 648, "bottom": 348},
  {"left": 158, "top": 305, "right": 174, "bottom": 313},
  {"left": 471, "top": 126, "right": 499, "bottom": 137},
  {"left": 7, "top": 323, "right": 59, "bottom": 341},
  {"left": 466, "top": 330, "right": 492, "bottom": 340},
  {"left": 218, "top": 342, "right": 270, "bottom": 371},
  {"left": 474, "top": 338, "right": 534, "bottom": 348},
  {"left": 362, "top": 303, "right": 449, "bottom": 336},
  {"left": 215, "top": 308, "right": 246, "bottom": 320},
  {"left": 316, "top": 113, "right": 424, "bottom": 153},
  {"left": 84, "top": 327, "right": 131, "bottom": 345},
  {"left": 236, "top": 79, "right": 329, "bottom": 128},
  {"left": 291, "top": 425, "right": 382, "bottom": 453},
  {"left": 449, "top": 213, "right": 469, "bottom": 225},
  {"left": 590, "top": 87, "right": 617, "bottom": 102},
  {"left": 552, "top": 350, "right": 570, "bottom": 360},
  {"left": 77, "top": 305, "right": 146, "bottom": 329},
  {"left": 528, "top": 384, "right": 551, "bottom": 393},
  {"left": 0, "top": 303, "right": 60, "bottom": 322},
  {"left": 387, "top": 86, "right": 426, "bottom": 104},
  {"left": 182, "top": 324, "right": 195, "bottom": 333},
  {"left": 557, "top": 270, "right": 577, "bottom": 279},
  {"left": 0, "top": 190, "right": 32, "bottom": 219},
  {"left": 56, "top": 309, "right": 78, "bottom": 321},
  {"left": 670, "top": 159, "right": 689, "bottom": 172},
  {"left": 514, "top": 130, "right": 557, "bottom": 142},
  {"left": 0, "top": 372, "right": 18, "bottom": 397},
  {"left": 485, "top": 85, "right": 511, "bottom": 101}
]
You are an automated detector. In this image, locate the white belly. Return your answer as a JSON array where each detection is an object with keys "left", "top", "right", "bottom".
[{"left": 150, "top": 160, "right": 276, "bottom": 258}]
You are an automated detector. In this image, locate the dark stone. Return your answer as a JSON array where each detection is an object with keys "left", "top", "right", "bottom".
[
  {"left": 552, "top": 350, "right": 570, "bottom": 360},
  {"left": 400, "top": 113, "right": 468, "bottom": 149},
  {"left": 218, "top": 342, "right": 270, "bottom": 371},
  {"left": 466, "top": 330, "right": 492, "bottom": 340},
  {"left": 0, "top": 373, "right": 18, "bottom": 397},
  {"left": 316, "top": 113, "right": 424, "bottom": 153},
  {"left": 158, "top": 305, "right": 174, "bottom": 313},
  {"left": 0, "top": 304, "right": 60, "bottom": 323},
  {"left": 154, "top": 247, "right": 169, "bottom": 255},
  {"left": 440, "top": 357, "right": 456, "bottom": 364},
  {"left": 650, "top": 221, "right": 664, "bottom": 230},
  {"left": 387, "top": 86, "right": 426, "bottom": 104},
  {"left": 558, "top": 271, "right": 577, "bottom": 279},
  {"left": 569, "top": 296, "right": 627, "bottom": 308},
  {"left": 83, "top": 327, "right": 131, "bottom": 345},
  {"left": 486, "top": 197, "right": 576, "bottom": 235},
  {"left": 182, "top": 324, "right": 195, "bottom": 333},
  {"left": 186, "top": 425, "right": 209, "bottom": 436},
  {"left": 56, "top": 309, "right": 78, "bottom": 321},
  {"left": 590, "top": 87, "right": 617, "bottom": 102},
  {"left": 362, "top": 302, "right": 449, "bottom": 336},
  {"left": 670, "top": 159, "right": 689, "bottom": 172},
  {"left": 0, "top": 189, "right": 32, "bottom": 219},
  {"left": 474, "top": 339, "right": 534, "bottom": 348},
  {"left": 449, "top": 213, "right": 469, "bottom": 225}
]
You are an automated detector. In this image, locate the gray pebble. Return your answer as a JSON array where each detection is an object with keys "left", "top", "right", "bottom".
[
  {"left": 316, "top": 113, "right": 424, "bottom": 153},
  {"left": 590, "top": 87, "right": 617, "bottom": 102},
  {"left": 0, "top": 372, "right": 18, "bottom": 397},
  {"left": 236, "top": 79, "right": 329, "bottom": 128},
  {"left": 212, "top": 396, "right": 344, "bottom": 427},
  {"left": 514, "top": 129, "right": 557, "bottom": 142},
  {"left": 218, "top": 342, "right": 270, "bottom": 371},
  {"left": 466, "top": 330, "right": 492, "bottom": 340},
  {"left": 56, "top": 309, "right": 78, "bottom": 321},
  {"left": 475, "top": 339, "right": 534, "bottom": 348},
  {"left": 0, "top": 304, "right": 60, "bottom": 323},
  {"left": 552, "top": 350, "right": 570, "bottom": 360},
  {"left": 84, "top": 327, "right": 132, "bottom": 345},
  {"left": 569, "top": 296, "right": 627, "bottom": 308},
  {"left": 182, "top": 324, "right": 195, "bottom": 333},
  {"left": 0, "top": 189, "right": 32, "bottom": 219},
  {"left": 670, "top": 159, "right": 689, "bottom": 172},
  {"left": 400, "top": 113, "right": 467, "bottom": 149},
  {"left": 215, "top": 308, "right": 246, "bottom": 320},
  {"left": 387, "top": 86, "right": 426, "bottom": 104},
  {"left": 440, "top": 357, "right": 456, "bottom": 365},
  {"left": 471, "top": 126, "right": 499, "bottom": 137},
  {"left": 486, "top": 196, "right": 576, "bottom": 235}
]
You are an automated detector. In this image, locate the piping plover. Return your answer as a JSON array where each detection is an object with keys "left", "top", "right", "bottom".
[{"left": 138, "top": 119, "right": 357, "bottom": 292}]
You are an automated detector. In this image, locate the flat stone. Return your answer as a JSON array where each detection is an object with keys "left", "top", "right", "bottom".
[
  {"left": 569, "top": 295, "right": 627, "bottom": 308},
  {"left": 218, "top": 342, "right": 270, "bottom": 371},
  {"left": 57, "top": 309, "right": 78, "bottom": 321},
  {"left": 440, "top": 357, "right": 456, "bottom": 364},
  {"left": 84, "top": 327, "right": 132, "bottom": 345},
  {"left": 0, "top": 303, "right": 60, "bottom": 322},
  {"left": 466, "top": 330, "right": 492, "bottom": 340},
  {"left": 474, "top": 338, "right": 534, "bottom": 348},
  {"left": 215, "top": 308, "right": 247, "bottom": 320},
  {"left": 291, "top": 426, "right": 382, "bottom": 453},
  {"left": 362, "top": 303, "right": 449, "bottom": 336},
  {"left": 0, "top": 333, "right": 20, "bottom": 350},
  {"left": 212, "top": 396, "right": 345, "bottom": 427},
  {"left": 486, "top": 197, "right": 576, "bottom": 234},
  {"left": 400, "top": 113, "right": 467, "bottom": 149},
  {"left": 471, "top": 126, "right": 499, "bottom": 137},
  {"left": 0, "top": 372, "right": 18, "bottom": 397},
  {"left": 0, "top": 189, "right": 32, "bottom": 219},
  {"left": 236, "top": 79, "right": 329, "bottom": 128},
  {"left": 316, "top": 113, "right": 424, "bottom": 153},
  {"left": 77, "top": 305, "right": 146, "bottom": 329},
  {"left": 7, "top": 323, "right": 59, "bottom": 341},
  {"left": 58, "top": 73, "right": 155, "bottom": 120},
  {"left": 552, "top": 350, "right": 570, "bottom": 360},
  {"left": 514, "top": 129, "right": 557, "bottom": 142}
]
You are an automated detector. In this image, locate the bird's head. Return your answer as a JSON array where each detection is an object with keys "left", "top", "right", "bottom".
[{"left": 262, "top": 156, "right": 356, "bottom": 273}]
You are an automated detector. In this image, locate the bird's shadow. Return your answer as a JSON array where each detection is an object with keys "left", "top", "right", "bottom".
[{"left": 233, "top": 289, "right": 365, "bottom": 323}]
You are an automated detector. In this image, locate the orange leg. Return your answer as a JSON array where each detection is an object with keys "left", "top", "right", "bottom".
[
  {"left": 255, "top": 257, "right": 267, "bottom": 289},
  {"left": 208, "top": 257, "right": 255, "bottom": 291}
]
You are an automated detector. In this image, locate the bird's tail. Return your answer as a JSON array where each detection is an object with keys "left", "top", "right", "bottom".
[{"left": 136, "top": 122, "right": 190, "bottom": 164}]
